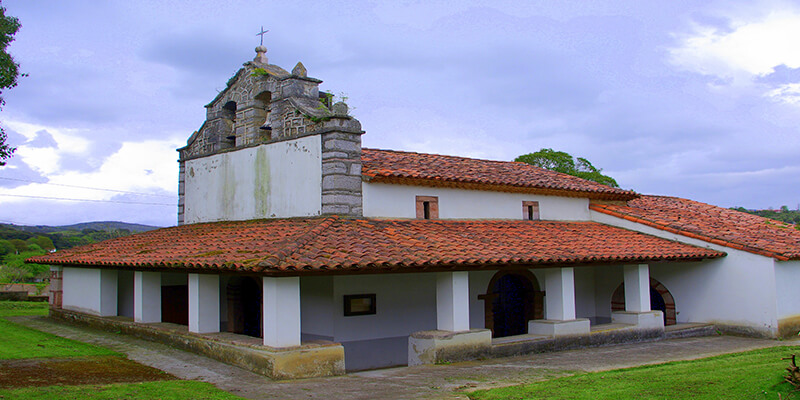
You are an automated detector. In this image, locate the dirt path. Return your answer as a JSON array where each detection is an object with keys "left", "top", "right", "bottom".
[
  {"left": 11, "top": 315, "right": 800, "bottom": 400},
  {"left": 0, "top": 355, "right": 175, "bottom": 388}
]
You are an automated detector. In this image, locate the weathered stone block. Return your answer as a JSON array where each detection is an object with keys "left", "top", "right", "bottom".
[
  {"left": 321, "top": 161, "right": 348, "bottom": 175},
  {"left": 324, "top": 139, "right": 360, "bottom": 153},
  {"left": 322, "top": 175, "right": 362, "bottom": 192},
  {"left": 322, "top": 194, "right": 362, "bottom": 206},
  {"left": 322, "top": 204, "right": 351, "bottom": 214},
  {"left": 321, "top": 151, "right": 349, "bottom": 160},
  {"left": 408, "top": 329, "right": 492, "bottom": 366},
  {"left": 611, "top": 311, "right": 664, "bottom": 330},
  {"left": 528, "top": 319, "right": 591, "bottom": 337}
]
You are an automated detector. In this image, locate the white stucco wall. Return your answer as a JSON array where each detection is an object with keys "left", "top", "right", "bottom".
[
  {"left": 300, "top": 276, "right": 335, "bottom": 338},
  {"left": 591, "top": 210, "right": 780, "bottom": 334},
  {"left": 363, "top": 183, "right": 591, "bottom": 220},
  {"left": 62, "top": 267, "right": 118, "bottom": 316},
  {"left": 331, "top": 273, "right": 437, "bottom": 342},
  {"left": 183, "top": 136, "right": 322, "bottom": 224},
  {"left": 775, "top": 260, "right": 800, "bottom": 321}
]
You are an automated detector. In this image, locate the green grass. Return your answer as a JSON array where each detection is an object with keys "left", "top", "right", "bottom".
[
  {"left": 0, "top": 380, "right": 244, "bottom": 399},
  {"left": 469, "top": 346, "right": 800, "bottom": 400},
  {"left": 0, "top": 301, "right": 119, "bottom": 359},
  {"left": 0, "top": 300, "right": 48, "bottom": 317}
]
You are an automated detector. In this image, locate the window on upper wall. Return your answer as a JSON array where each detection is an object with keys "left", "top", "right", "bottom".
[
  {"left": 523, "top": 201, "right": 540, "bottom": 220},
  {"left": 416, "top": 196, "right": 439, "bottom": 219}
]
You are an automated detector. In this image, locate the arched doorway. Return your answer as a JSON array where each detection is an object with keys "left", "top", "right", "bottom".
[
  {"left": 226, "top": 277, "right": 262, "bottom": 337},
  {"left": 611, "top": 278, "right": 676, "bottom": 325},
  {"left": 479, "top": 270, "right": 543, "bottom": 338}
]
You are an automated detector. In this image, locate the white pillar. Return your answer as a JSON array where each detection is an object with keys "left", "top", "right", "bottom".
[
  {"left": 436, "top": 271, "right": 470, "bottom": 331},
  {"left": 134, "top": 271, "right": 161, "bottom": 323},
  {"left": 99, "top": 269, "right": 118, "bottom": 317},
  {"left": 624, "top": 264, "right": 651, "bottom": 312},
  {"left": 544, "top": 267, "right": 576, "bottom": 320},
  {"left": 263, "top": 276, "right": 301, "bottom": 347},
  {"left": 188, "top": 273, "right": 220, "bottom": 333}
]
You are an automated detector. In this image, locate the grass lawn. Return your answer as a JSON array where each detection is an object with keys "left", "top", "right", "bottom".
[
  {"left": 469, "top": 346, "right": 800, "bottom": 400},
  {"left": 0, "top": 380, "right": 243, "bottom": 399},
  {"left": 0, "top": 301, "right": 244, "bottom": 399},
  {"left": 0, "top": 301, "right": 119, "bottom": 359}
]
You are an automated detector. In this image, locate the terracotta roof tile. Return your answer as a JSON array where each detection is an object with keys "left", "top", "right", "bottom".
[
  {"left": 590, "top": 195, "right": 800, "bottom": 260},
  {"left": 29, "top": 217, "right": 723, "bottom": 274},
  {"left": 361, "top": 148, "right": 638, "bottom": 200}
]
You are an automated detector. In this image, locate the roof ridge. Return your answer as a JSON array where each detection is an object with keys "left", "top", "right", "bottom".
[
  {"left": 256, "top": 216, "right": 339, "bottom": 270},
  {"left": 362, "top": 147, "right": 520, "bottom": 165}
]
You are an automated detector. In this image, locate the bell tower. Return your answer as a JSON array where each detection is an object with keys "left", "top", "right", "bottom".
[{"left": 177, "top": 44, "right": 364, "bottom": 225}]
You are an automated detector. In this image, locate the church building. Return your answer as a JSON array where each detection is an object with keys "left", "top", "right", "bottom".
[{"left": 31, "top": 45, "right": 800, "bottom": 379}]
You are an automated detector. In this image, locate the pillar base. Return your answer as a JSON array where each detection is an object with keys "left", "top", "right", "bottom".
[
  {"left": 408, "top": 329, "right": 491, "bottom": 366},
  {"left": 612, "top": 311, "right": 664, "bottom": 329},
  {"left": 528, "top": 318, "right": 590, "bottom": 337}
]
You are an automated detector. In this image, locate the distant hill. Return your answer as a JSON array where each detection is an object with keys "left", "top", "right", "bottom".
[
  {"left": 0, "top": 221, "right": 164, "bottom": 251},
  {"left": 9, "top": 221, "right": 161, "bottom": 234}
]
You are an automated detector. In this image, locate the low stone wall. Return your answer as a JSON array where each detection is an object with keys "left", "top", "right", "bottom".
[
  {"left": 492, "top": 327, "right": 665, "bottom": 359},
  {"left": 50, "top": 308, "right": 345, "bottom": 380}
]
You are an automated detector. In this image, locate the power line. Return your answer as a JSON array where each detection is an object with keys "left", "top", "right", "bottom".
[
  {"left": 0, "top": 177, "right": 174, "bottom": 198},
  {"left": 0, "top": 193, "right": 176, "bottom": 206}
]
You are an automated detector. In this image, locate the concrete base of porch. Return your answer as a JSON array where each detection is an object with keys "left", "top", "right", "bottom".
[
  {"left": 50, "top": 308, "right": 345, "bottom": 380},
  {"left": 408, "top": 329, "right": 492, "bottom": 366},
  {"left": 612, "top": 311, "right": 664, "bottom": 330},
  {"left": 528, "top": 318, "right": 591, "bottom": 337}
]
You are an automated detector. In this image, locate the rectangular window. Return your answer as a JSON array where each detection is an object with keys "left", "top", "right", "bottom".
[
  {"left": 416, "top": 196, "right": 439, "bottom": 219},
  {"left": 523, "top": 201, "right": 540, "bottom": 220},
  {"left": 344, "top": 294, "right": 377, "bottom": 316}
]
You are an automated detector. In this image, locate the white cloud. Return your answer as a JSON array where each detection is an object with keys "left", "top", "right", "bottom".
[
  {"left": 0, "top": 122, "right": 183, "bottom": 206},
  {"left": 670, "top": 10, "right": 800, "bottom": 83}
]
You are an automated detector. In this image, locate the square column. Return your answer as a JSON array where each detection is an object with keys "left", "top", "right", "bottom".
[
  {"left": 612, "top": 264, "right": 663, "bottom": 329},
  {"left": 529, "top": 267, "right": 589, "bottom": 336},
  {"left": 188, "top": 273, "right": 219, "bottom": 333},
  {"left": 624, "top": 264, "right": 651, "bottom": 312},
  {"left": 436, "top": 271, "right": 470, "bottom": 332},
  {"left": 544, "top": 267, "right": 576, "bottom": 320},
  {"left": 263, "top": 277, "right": 301, "bottom": 347},
  {"left": 134, "top": 271, "right": 161, "bottom": 323}
]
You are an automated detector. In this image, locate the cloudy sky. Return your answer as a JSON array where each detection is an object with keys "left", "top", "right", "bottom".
[{"left": 1, "top": 0, "right": 799, "bottom": 227}]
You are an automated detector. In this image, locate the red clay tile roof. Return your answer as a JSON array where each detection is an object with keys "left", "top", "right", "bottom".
[
  {"left": 590, "top": 195, "right": 800, "bottom": 261},
  {"left": 29, "top": 217, "right": 723, "bottom": 274},
  {"left": 361, "top": 148, "right": 638, "bottom": 201}
]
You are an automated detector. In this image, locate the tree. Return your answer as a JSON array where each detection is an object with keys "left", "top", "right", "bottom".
[
  {"left": 515, "top": 148, "right": 620, "bottom": 187},
  {"left": 0, "top": 2, "right": 22, "bottom": 166}
]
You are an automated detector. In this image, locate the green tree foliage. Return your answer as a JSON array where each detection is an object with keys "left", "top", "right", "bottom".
[
  {"left": 0, "top": 1, "right": 22, "bottom": 166},
  {"left": 0, "top": 239, "right": 12, "bottom": 256},
  {"left": 7, "top": 238, "right": 25, "bottom": 253},
  {"left": 25, "top": 235, "right": 54, "bottom": 251},
  {"left": 515, "top": 148, "right": 620, "bottom": 187},
  {"left": 732, "top": 206, "right": 800, "bottom": 226}
]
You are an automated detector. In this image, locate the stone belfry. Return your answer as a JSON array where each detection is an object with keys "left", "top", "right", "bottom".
[{"left": 177, "top": 44, "right": 364, "bottom": 225}]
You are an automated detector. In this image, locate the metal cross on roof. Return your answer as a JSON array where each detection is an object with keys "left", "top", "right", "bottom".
[{"left": 256, "top": 26, "right": 269, "bottom": 46}]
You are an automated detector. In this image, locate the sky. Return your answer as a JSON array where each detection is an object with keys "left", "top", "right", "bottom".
[{"left": 1, "top": 0, "right": 799, "bottom": 227}]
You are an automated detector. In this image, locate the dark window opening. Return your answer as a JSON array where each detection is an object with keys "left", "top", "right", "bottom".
[
  {"left": 344, "top": 294, "right": 376, "bottom": 316},
  {"left": 523, "top": 201, "right": 540, "bottom": 220},
  {"left": 416, "top": 196, "right": 439, "bottom": 219}
]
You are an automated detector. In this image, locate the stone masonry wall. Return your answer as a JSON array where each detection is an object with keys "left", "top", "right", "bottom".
[{"left": 321, "top": 126, "right": 363, "bottom": 216}]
